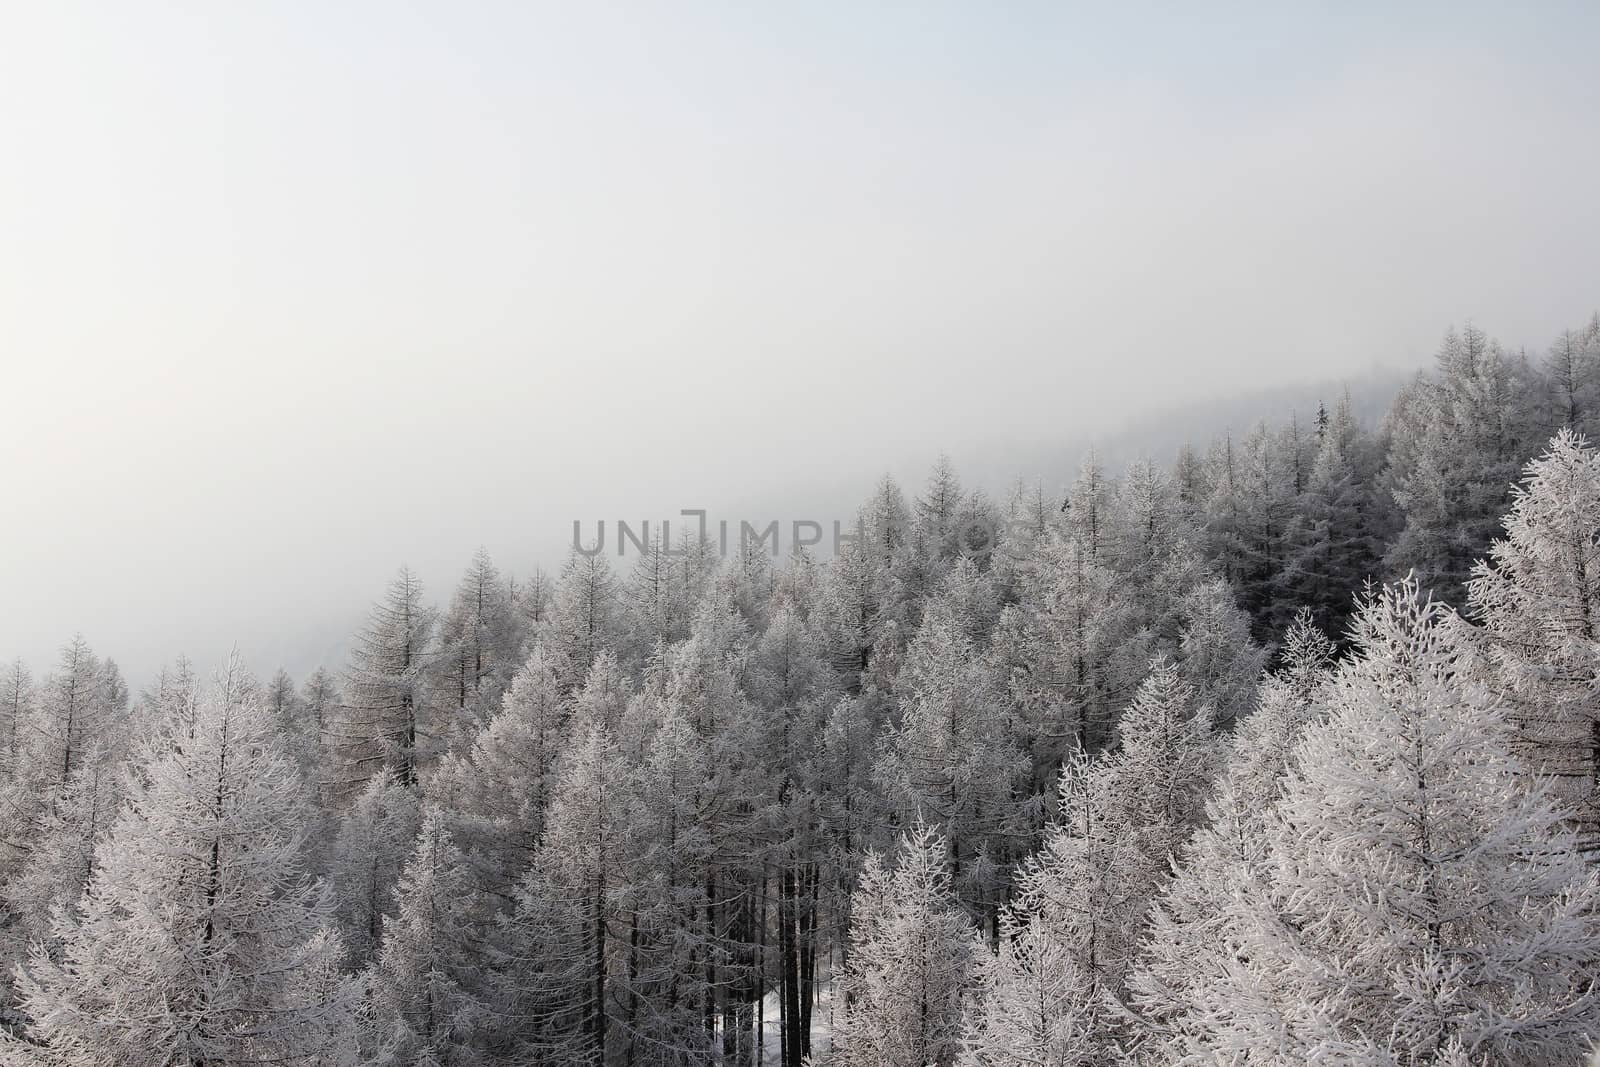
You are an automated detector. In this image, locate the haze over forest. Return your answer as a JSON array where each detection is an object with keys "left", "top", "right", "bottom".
[{"left": 4, "top": 3, "right": 1600, "bottom": 684}]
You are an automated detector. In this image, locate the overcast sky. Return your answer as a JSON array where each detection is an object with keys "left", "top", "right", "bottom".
[{"left": 3, "top": 2, "right": 1597, "bottom": 685}]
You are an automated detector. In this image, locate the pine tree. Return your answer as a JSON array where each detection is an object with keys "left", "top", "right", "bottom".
[{"left": 11, "top": 656, "right": 359, "bottom": 1066}]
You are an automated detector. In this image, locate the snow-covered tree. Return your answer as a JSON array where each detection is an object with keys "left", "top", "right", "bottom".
[
  {"left": 1282, "top": 392, "right": 1389, "bottom": 634},
  {"left": 627, "top": 527, "right": 693, "bottom": 657},
  {"left": 1064, "top": 451, "right": 1115, "bottom": 565},
  {"left": 31, "top": 635, "right": 110, "bottom": 789},
  {"left": 1175, "top": 577, "right": 1267, "bottom": 730},
  {"left": 3, "top": 740, "right": 120, "bottom": 952},
  {"left": 334, "top": 566, "right": 436, "bottom": 795},
  {"left": 1386, "top": 324, "right": 1541, "bottom": 606},
  {"left": 1543, "top": 316, "right": 1600, "bottom": 437},
  {"left": 544, "top": 549, "right": 624, "bottom": 693},
  {"left": 429, "top": 642, "right": 569, "bottom": 900},
  {"left": 373, "top": 808, "right": 491, "bottom": 1065},
  {"left": 11, "top": 657, "right": 359, "bottom": 1066},
  {"left": 506, "top": 724, "right": 631, "bottom": 1064},
  {"left": 1469, "top": 429, "right": 1600, "bottom": 850},
  {"left": 995, "top": 533, "right": 1150, "bottom": 784},
  {"left": 1002, "top": 659, "right": 1215, "bottom": 1059},
  {"left": 431, "top": 548, "right": 521, "bottom": 742},
  {"left": 876, "top": 598, "right": 1027, "bottom": 926},
  {"left": 1128, "top": 612, "right": 1337, "bottom": 1061},
  {"left": 1176, "top": 579, "right": 1600, "bottom": 1064},
  {"left": 330, "top": 768, "right": 421, "bottom": 964},
  {"left": 0, "top": 658, "right": 33, "bottom": 772},
  {"left": 959, "top": 914, "right": 1099, "bottom": 1067},
  {"left": 829, "top": 827, "right": 977, "bottom": 1067}
]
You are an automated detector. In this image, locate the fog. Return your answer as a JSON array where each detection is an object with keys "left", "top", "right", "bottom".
[{"left": 2, "top": 2, "right": 1597, "bottom": 685}]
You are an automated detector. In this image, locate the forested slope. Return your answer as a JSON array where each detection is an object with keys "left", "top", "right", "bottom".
[{"left": 3, "top": 314, "right": 1600, "bottom": 1065}]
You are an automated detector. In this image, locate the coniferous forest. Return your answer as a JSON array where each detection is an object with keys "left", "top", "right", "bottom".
[{"left": 8, "top": 315, "right": 1600, "bottom": 1066}]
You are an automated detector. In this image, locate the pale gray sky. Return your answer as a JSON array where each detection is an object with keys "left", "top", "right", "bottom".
[{"left": 2, "top": 2, "right": 1597, "bottom": 684}]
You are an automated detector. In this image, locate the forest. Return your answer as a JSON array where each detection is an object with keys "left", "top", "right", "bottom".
[{"left": 4, "top": 314, "right": 1600, "bottom": 1066}]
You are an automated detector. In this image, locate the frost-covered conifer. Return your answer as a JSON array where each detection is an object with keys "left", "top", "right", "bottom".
[
  {"left": 1469, "top": 429, "right": 1600, "bottom": 848},
  {"left": 1177, "top": 579, "right": 1600, "bottom": 1064},
  {"left": 829, "top": 827, "right": 976, "bottom": 1067},
  {"left": 11, "top": 656, "right": 358, "bottom": 1066}
]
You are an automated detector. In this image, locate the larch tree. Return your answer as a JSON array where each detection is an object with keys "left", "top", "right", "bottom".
[
  {"left": 829, "top": 826, "right": 977, "bottom": 1067},
  {"left": 567, "top": 649, "right": 631, "bottom": 738},
  {"left": 914, "top": 453, "right": 967, "bottom": 562},
  {"left": 544, "top": 548, "right": 624, "bottom": 694},
  {"left": 1386, "top": 324, "right": 1541, "bottom": 607},
  {"left": 3, "top": 740, "right": 121, "bottom": 954},
  {"left": 1543, "top": 318, "right": 1600, "bottom": 437},
  {"left": 998, "top": 659, "right": 1216, "bottom": 1062},
  {"left": 1468, "top": 429, "right": 1600, "bottom": 850},
  {"left": 334, "top": 565, "right": 437, "bottom": 796},
  {"left": 373, "top": 808, "right": 490, "bottom": 1065},
  {"left": 1174, "top": 577, "right": 1267, "bottom": 731},
  {"left": 627, "top": 527, "right": 692, "bottom": 659},
  {"left": 1064, "top": 451, "right": 1115, "bottom": 565},
  {"left": 431, "top": 548, "right": 521, "bottom": 745},
  {"left": 875, "top": 598, "right": 1027, "bottom": 931},
  {"left": 330, "top": 768, "right": 421, "bottom": 965},
  {"left": 429, "top": 642, "right": 570, "bottom": 902},
  {"left": 10, "top": 656, "right": 360, "bottom": 1067},
  {"left": 265, "top": 666, "right": 321, "bottom": 785},
  {"left": 620, "top": 703, "right": 720, "bottom": 1063},
  {"left": 1179, "top": 579, "right": 1600, "bottom": 1064},
  {"left": 32, "top": 635, "right": 109, "bottom": 790},
  {"left": 958, "top": 913, "right": 1100, "bottom": 1067},
  {"left": 1099, "top": 658, "right": 1216, "bottom": 898},
  {"left": 300, "top": 665, "right": 342, "bottom": 803},
  {"left": 1283, "top": 391, "right": 1389, "bottom": 637},
  {"left": 507, "top": 724, "right": 631, "bottom": 1065},
  {"left": 994, "top": 531, "right": 1150, "bottom": 791},
  {"left": 0, "top": 658, "right": 33, "bottom": 771},
  {"left": 1128, "top": 611, "right": 1337, "bottom": 1062}
]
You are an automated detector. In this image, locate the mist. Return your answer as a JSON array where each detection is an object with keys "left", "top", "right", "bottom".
[{"left": 3, "top": 1, "right": 1597, "bottom": 685}]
